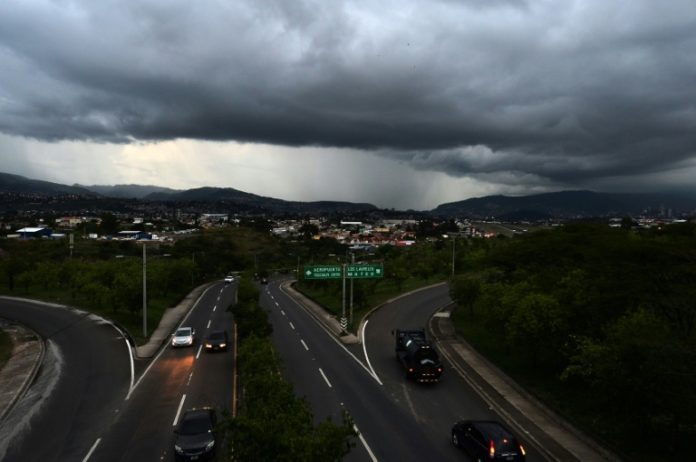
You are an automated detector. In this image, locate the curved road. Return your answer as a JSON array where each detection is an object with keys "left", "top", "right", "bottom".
[
  {"left": 0, "top": 298, "right": 132, "bottom": 462},
  {"left": 268, "top": 280, "right": 545, "bottom": 461}
]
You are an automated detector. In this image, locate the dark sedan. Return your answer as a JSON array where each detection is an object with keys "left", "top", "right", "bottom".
[
  {"left": 204, "top": 331, "right": 229, "bottom": 352},
  {"left": 452, "top": 420, "right": 526, "bottom": 461},
  {"left": 174, "top": 408, "right": 217, "bottom": 461}
]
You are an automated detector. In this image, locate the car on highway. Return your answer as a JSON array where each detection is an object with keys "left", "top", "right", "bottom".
[
  {"left": 451, "top": 420, "right": 526, "bottom": 461},
  {"left": 204, "top": 331, "right": 229, "bottom": 352},
  {"left": 172, "top": 327, "right": 196, "bottom": 347},
  {"left": 224, "top": 275, "right": 234, "bottom": 284},
  {"left": 173, "top": 407, "right": 217, "bottom": 461}
]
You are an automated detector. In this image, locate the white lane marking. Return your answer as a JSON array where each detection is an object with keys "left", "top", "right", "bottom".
[
  {"left": 206, "top": 320, "right": 211, "bottom": 329},
  {"left": 173, "top": 394, "right": 187, "bottom": 426},
  {"left": 128, "top": 285, "right": 216, "bottom": 400},
  {"left": 196, "top": 345, "right": 203, "bottom": 359},
  {"left": 101, "top": 320, "right": 136, "bottom": 400},
  {"left": 318, "top": 368, "right": 332, "bottom": 388},
  {"left": 279, "top": 284, "right": 381, "bottom": 385},
  {"left": 81, "top": 438, "right": 101, "bottom": 462},
  {"left": 125, "top": 337, "right": 134, "bottom": 395},
  {"left": 289, "top": 322, "right": 295, "bottom": 330},
  {"left": 361, "top": 319, "right": 382, "bottom": 385},
  {"left": 354, "top": 425, "right": 378, "bottom": 462},
  {"left": 187, "top": 372, "right": 194, "bottom": 386},
  {"left": 213, "top": 305, "right": 217, "bottom": 312},
  {"left": 300, "top": 339, "right": 309, "bottom": 351},
  {"left": 275, "top": 301, "right": 279, "bottom": 307},
  {"left": 280, "top": 310, "right": 286, "bottom": 316}
]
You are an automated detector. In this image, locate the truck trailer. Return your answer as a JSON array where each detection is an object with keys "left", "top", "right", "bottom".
[{"left": 393, "top": 328, "right": 443, "bottom": 383}]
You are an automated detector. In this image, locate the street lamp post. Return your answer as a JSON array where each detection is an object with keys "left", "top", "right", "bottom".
[
  {"left": 143, "top": 241, "right": 147, "bottom": 338},
  {"left": 451, "top": 236, "right": 456, "bottom": 279}
]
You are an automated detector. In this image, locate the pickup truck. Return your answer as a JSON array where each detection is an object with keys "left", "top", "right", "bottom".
[{"left": 393, "top": 328, "right": 443, "bottom": 383}]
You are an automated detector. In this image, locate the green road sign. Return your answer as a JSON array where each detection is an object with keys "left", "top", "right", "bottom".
[
  {"left": 346, "top": 264, "right": 384, "bottom": 278},
  {"left": 304, "top": 265, "right": 343, "bottom": 279}
]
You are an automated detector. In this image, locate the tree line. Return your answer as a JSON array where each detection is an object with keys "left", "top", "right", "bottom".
[{"left": 450, "top": 223, "right": 696, "bottom": 461}]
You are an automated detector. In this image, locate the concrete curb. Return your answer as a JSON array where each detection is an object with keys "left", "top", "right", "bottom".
[{"left": 0, "top": 322, "right": 45, "bottom": 424}]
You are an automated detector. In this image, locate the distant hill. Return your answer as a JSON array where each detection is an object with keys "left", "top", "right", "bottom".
[
  {"left": 433, "top": 190, "right": 696, "bottom": 219},
  {"left": 80, "top": 184, "right": 182, "bottom": 199},
  {"left": 147, "top": 186, "right": 378, "bottom": 214},
  {"left": 0, "top": 172, "right": 98, "bottom": 197},
  {"left": 3, "top": 170, "right": 695, "bottom": 219}
]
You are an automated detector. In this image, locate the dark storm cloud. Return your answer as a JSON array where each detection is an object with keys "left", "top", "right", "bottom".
[{"left": 1, "top": 0, "right": 696, "bottom": 187}]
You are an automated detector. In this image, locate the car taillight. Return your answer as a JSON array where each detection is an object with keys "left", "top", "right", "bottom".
[
  {"left": 519, "top": 443, "right": 526, "bottom": 456},
  {"left": 489, "top": 440, "right": 495, "bottom": 459}
]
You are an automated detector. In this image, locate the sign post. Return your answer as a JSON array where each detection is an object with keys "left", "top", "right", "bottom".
[{"left": 302, "top": 263, "right": 384, "bottom": 333}]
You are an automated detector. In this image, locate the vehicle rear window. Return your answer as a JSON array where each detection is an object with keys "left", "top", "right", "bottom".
[{"left": 179, "top": 414, "right": 212, "bottom": 435}]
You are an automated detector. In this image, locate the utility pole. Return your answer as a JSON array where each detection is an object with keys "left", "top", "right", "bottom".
[
  {"left": 341, "top": 263, "right": 347, "bottom": 332},
  {"left": 143, "top": 242, "right": 147, "bottom": 338},
  {"left": 451, "top": 236, "right": 456, "bottom": 279},
  {"left": 349, "top": 253, "right": 355, "bottom": 325}
]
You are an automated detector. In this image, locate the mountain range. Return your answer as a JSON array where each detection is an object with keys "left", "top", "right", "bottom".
[{"left": 1, "top": 171, "right": 695, "bottom": 219}]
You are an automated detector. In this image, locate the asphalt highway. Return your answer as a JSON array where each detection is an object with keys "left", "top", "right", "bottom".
[
  {"left": 0, "top": 299, "right": 132, "bottom": 462},
  {"left": 266, "top": 281, "right": 544, "bottom": 461},
  {"left": 92, "top": 281, "right": 236, "bottom": 462},
  {"left": 263, "top": 282, "right": 452, "bottom": 461},
  {"left": 363, "top": 284, "right": 543, "bottom": 461},
  {"left": 0, "top": 281, "right": 236, "bottom": 462}
]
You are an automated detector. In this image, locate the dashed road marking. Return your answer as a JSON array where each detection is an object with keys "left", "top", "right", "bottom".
[
  {"left": 300, "top": 339, "right": 309, "bottom": 351},
  {"left": 318, "top": 368, "right": 332, "bottom": 388},
  {"left": 82, "top": 438, "right": 101, "bottom": 462},
  {"left": 173, "top": 394, "right": 186, "bottom": 426}
]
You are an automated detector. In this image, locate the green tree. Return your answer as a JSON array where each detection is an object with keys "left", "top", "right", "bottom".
[{"left": 450, "top": 277, "right": 481, "bottom": 318}]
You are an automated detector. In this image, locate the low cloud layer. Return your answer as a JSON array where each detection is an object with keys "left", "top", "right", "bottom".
[{"left": 1, "top": 0, "right": 696, "bottom": 192}]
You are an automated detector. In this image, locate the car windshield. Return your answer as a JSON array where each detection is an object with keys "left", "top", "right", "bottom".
[
  {"left": 175, "top": 328, "right": 192, "bottom": 337},
  {"left": 208, "top": 332, "right": 225, "bottom": 340},
  {"left": 179, "top": 413, "right": 212, "bottom": 435}
]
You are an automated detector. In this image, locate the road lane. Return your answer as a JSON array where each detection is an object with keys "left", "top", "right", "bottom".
[
  {"left": 90, "top": 281, "right": 236, "bottom": 462},
  {"left": 263, "top": 282, "right": 452, "bottom": 462},
  {"left": 0, "top": 299, "right": 132, "bottom": 462},
  {"left": 364, "top": 283, "right": 545, "bottom": 461}
]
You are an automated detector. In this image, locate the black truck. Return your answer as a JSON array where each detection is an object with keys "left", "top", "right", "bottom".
[{"left": 393, "top": 328, "right": 443, "bottom": 382}]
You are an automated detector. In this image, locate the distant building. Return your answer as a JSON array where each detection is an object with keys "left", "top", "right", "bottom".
[
  {"left": 16, "top": 227, "right": 52, "bottom": 239},
  {"left": 116, "top": 230, "right": 151, "bottom": 240}
]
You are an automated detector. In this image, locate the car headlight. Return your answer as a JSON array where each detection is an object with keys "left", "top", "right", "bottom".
[
  {"left": 205, "top": 343, "right": 212, "bottom": 348},
  {"left": 219, "top": 343, "right": 226, "bottom": 348},
  {"left": 205, "top": 440, "right": 215, "bottom": 451},
  {"left": 174, "top": 444, "right": 184, "bottom": 454}
]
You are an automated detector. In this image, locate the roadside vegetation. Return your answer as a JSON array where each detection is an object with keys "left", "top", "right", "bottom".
[
  {"left": 0, "top": 225, "right": 282, "bottom": 344},
  {"left": 223, "top": 278, "right": 357, "bottom": 461},
  {"left": 449, "top": 223, "right": 696, "bottom": 461}
]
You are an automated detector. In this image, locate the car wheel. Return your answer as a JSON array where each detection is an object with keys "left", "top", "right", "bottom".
[{"left": 451, "top": 431, "right": 460, "bottom": 447}]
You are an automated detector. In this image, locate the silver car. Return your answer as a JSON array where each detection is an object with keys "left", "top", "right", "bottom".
[{"left": 172, "top": 327, "right": 196, "bottom": 347}]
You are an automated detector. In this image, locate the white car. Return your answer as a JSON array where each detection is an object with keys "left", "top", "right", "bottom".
[
  {"left": 224, "top": 275, "right": 234, "bottom": 284},
  {"left": 172, "top": 327, "right": 196, "bottom": 347}
]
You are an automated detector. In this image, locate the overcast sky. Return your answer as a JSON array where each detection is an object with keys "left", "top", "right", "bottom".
[{"left": 1, "top": 0, "right": 695, "bottom": 210}]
